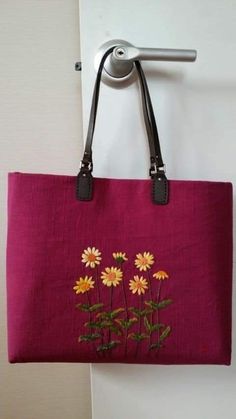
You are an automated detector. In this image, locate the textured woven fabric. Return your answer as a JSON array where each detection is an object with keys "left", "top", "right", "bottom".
[{"left": 6, "top": 172, "right": 233, "bottom": 364}]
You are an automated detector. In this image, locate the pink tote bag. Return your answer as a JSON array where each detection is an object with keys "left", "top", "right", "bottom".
[{"left": 6, "top": 47, "right": 233, "bottom": 364}]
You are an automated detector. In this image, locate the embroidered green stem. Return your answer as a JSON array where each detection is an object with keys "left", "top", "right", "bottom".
[
  {"left": 108, "top": 285, "right": 113, "bottom": 343},
  {"left": 148, "top": 270, "right": 153, "bottom": 348},
  {"left": 95, "top": 265, "right": 104, "bottom": 349},
  {"left": 86, "top": 292, "right": 91, "bottom": 324},
  {"left": 86, "top": 291, "right": 96, "bottom": 352},
  {"left": 135, "top": 295, "right": 142, "bottom": 358},
  {"left": 156, "top": 281, "right": 162, "bottom": 344},
  {"left": 96, "top": 266, "right": 101, "bottom": 302},
  {"left": 120, "top": 261, "right": 128, "bottom": 356},
  {"left": 120, "top": 263, "right": 127, "bottom": 310}
]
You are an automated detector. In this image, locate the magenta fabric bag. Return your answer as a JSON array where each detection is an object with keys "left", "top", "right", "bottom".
[{"left": 6, "top": 47, "right": 233, "bottom": 364}]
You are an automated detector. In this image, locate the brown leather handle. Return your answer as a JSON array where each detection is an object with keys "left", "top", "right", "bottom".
[{"left": 76, "top": 47, "right": 168, "bottom": 205}]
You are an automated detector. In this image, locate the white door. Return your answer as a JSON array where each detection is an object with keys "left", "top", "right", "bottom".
[{"left": 79, "top": 1, "right": 236, "bottom": 418}]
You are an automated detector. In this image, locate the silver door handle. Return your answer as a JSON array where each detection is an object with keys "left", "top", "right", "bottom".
[
  {"left": 113, "top": 46, "right": 196, "bottom": 63},
  {"left": 93, "top": 39, "right": 197, "bottom": 85}
]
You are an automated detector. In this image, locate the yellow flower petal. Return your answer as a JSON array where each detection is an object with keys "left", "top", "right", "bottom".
[
  {"left": 81, "top": 246, "right": 102, "bottom": 268},
  {"left": 129, "top": 275, "right": 148, "bottom": 296},
  {"left": 134, "top": 252, "right": 154, "bottom": 271},
  {"left": 101, "top": 266, "right": 123, "bottom": 287},
  {"left": 153, "top": 270, "right": 169, "bottom": 281},
  {"left": 73, "top": 276, "right": 94, "bottom": 294}
]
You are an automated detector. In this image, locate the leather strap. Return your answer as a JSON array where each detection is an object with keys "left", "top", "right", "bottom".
[
  {"left": 135, "top": 61, "right": 164, "bottom": 170},
  {"left": 134, "top": 60, "right": 168, "bottom": 205},
  {"left": 76, "top": 47, "right": 168, "bottom": 204}
]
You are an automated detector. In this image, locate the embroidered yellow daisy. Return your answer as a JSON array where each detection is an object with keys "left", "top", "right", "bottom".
[
  {"left": 82, "top": 247, "right": 101, "bottom": 268},
  {"left": 73, "top": 276, "right": 95, "bottom": 294},
  {"left": 112, "top": 252, "right": 128, "bottom": 263},
  {"left": 153, "top": 270, "right": 169, "bottom": 280},
  {"left": 101, "top": 267, "right": 123, "bottom": 287},
  {"left": 134, "top": 252, "right": 154, "bottom": 271},
  {"left": 129, "top": 275, "right": 148, "bottom": 295}
]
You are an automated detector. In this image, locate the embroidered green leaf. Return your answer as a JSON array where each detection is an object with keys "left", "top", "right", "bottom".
[
  {"left": 78, "top": 333, "right": 101, "bottom": 342},
  {"left": 115, "top": 317, "right": 138, "bottom": 330},
  {"left": 96, "top": 308, "right": 125, "bottom": 320},
  {"left": 99, "top": 320, "right": 113, "bottom": 327},
  {"left": 144, "top": 299, "right": 172, "bottom": 310},
  {"left": 85, "top": 320, "right": 121, "bottom": 336},
  {"left": 149, "top": 326, "right": 171, "bottom": 350},
  {"left": 76, "top": 303, "right": 91, "bottom": 312},
  {"left": 76, "top": 303, "right": 104, "bottom": 313},
  {"left": 159, "top": 325, "right": 171, "bottom": 341},
  {"left": 127, "top": 332, "right": 149, "bottom": 342},
  {"left": 101, "top": 322, "right": 122, "bottom": 336},
  {"left": 144, "top": 316, "right": 151, "bottom": 332},
  {"left": 110, "top": 308, "right": 125, "bottom": 318},
  {"left": 111, "top": 327, "right": 122, "bottom": 336},
  {"left": 89, "top": 303, "right": 104, "bottom": 312},
  {"left": 144, "top": 317, "right": 164, "bottom": 334},
  {"left": 157, "top": 299, "right": 173, "bottom": 309},
  {"left": 129, "top": 307, "right": 152, "bottom": 318},
  {"left": 96, "top": 340, "right": 120, "bottom": 352},
  {"left": 85, "top": 321, "right": 102, "bottom": 329},
  {"left": 150, "top": 323, "right": 165, "bottom": 332},
  {"left": 96, "top": 311, "right": 107, "bottom": 319},
  {"left": 144, "top": 300, "right": 157, "bottom": 310},
  {"left": 88, "top": 319, "right": 122, "bottom": 336},
  {"left": 149, "top": 342, "right": 162, "bottom": 350}
]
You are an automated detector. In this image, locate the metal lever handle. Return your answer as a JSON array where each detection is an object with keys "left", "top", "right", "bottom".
[
  {"left": 94, "top": 39, "right": 197, "bottom": 86},
  {"left": 113, "top": 46, "right": 197, "bottom": 63}
]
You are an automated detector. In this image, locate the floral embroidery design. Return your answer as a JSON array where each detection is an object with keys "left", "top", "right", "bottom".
[
  {"left": 153, "top": 270, "right": 169, "bottom": 280},
  {"left": 113, "top": 252, "right": 128, "bottom": 263},
  {"left": 73, "top": 276, "right": 95, "bottom": 294},
  {"left": 101, "top": 267, "right": 123, "bottom": 287},
  {"left": 129, "top": 275, "right": 148, "bottom": 295},
  {"left": 73, "top": 247, "right": 172, "bottom": 355},
  {"left": 134, "top": 252, "right": 154, "bottom": 271},
  {"left": 82, "top": 247, "right": 101, "bottom": 268}
]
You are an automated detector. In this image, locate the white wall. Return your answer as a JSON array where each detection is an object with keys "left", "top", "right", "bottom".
[{"left": 0, "top": 2, "right": 91, "bottom": 418}]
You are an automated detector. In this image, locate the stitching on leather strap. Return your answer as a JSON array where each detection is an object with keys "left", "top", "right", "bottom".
[
  {"left": 76, "top": 173, "right": 93, "bottom": 201},
  {"left": 152, "top": 176, "right": 168, "bottom": 205}
]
